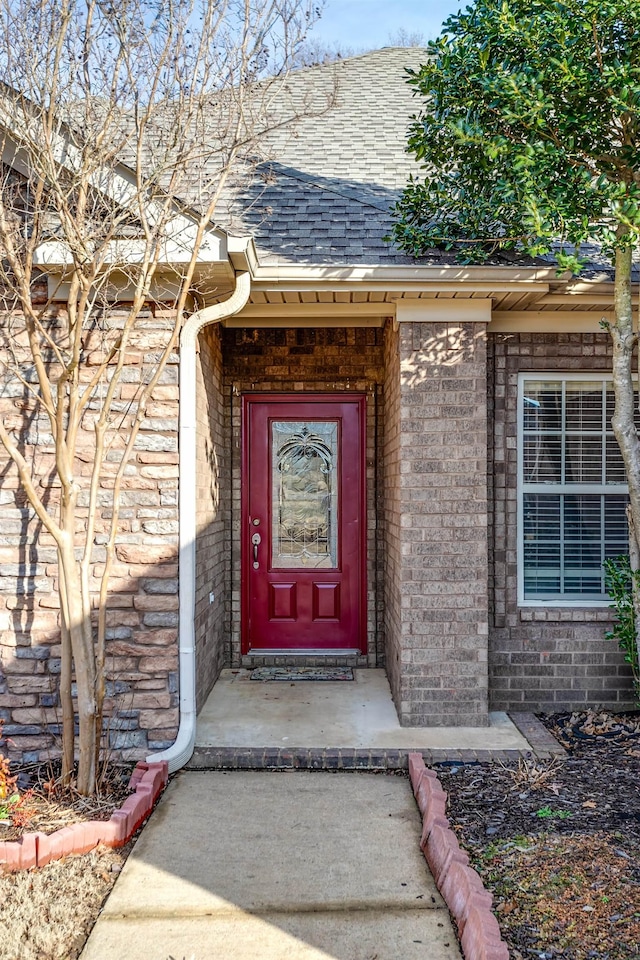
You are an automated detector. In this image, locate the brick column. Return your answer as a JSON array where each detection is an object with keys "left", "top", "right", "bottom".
[{"left": 384, "top": 301, "right": 490, "bottom": 726}]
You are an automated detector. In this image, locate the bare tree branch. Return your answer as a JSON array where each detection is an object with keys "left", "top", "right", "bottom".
[{"left": 0, "top": 0, "right": 327, "bottom": 794}]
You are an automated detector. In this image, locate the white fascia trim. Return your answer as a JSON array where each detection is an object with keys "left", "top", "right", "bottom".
[
  {"left": 396, "top": 298, "right": 492, "bottom": 324},
  {"left": 247, "top": 262, "right": 564, "bottom": 286},
  {"left": 227, "top": 243, "right": 564, "bottom": 303},
  {"left": 34, "top": 223, "right": 227, "bottom": 269},
  {"left": 146, "top": 263, "right": 252, "bottom": 773}
]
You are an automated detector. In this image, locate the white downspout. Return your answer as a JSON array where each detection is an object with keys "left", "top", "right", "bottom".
[{"left": 147, "top": 269, "right": 251, "bottom": 771}]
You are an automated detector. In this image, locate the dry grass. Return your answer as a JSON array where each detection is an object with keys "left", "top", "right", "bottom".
[
  {"left": 0, "top": 760, "right": 136, "bottom": 959},
  {"left": 0, "top": 843, "right": 131, "bottom": 960},
  {"left": 502, "top": 756, "right": 562, "bottom": 791}
]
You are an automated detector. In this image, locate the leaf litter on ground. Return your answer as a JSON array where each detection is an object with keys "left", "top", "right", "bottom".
[{"left": 437, "top": 709, "right": 640, "bottom": 960}]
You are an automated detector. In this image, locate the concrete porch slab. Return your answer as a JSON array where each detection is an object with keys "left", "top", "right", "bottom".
[{"left": 194, "top": 669, "right": 531, "bottom": 755}]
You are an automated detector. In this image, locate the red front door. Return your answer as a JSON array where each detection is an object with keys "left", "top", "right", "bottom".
[{"left": 242, "top": 394, "right": 366, "bottom": 653}]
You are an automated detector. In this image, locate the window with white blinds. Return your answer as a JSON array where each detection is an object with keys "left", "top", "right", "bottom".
[{"left": 518, "top": 377, "right": 629, "bottom": 602}]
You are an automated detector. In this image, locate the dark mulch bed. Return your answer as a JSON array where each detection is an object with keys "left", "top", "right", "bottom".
[
  {"left": 437, "top": 710, "right": 640, "bottom": 960},
  {"left": 0, "top": 760, "right": 134, "bottom": 842}
]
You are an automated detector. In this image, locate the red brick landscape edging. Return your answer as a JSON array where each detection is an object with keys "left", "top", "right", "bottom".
[
  {"left": 0, "top": 761, "right": 168, "bottom": 872},
  {"left": 408, "top": 752, "right": 509, "bottom": 960}
]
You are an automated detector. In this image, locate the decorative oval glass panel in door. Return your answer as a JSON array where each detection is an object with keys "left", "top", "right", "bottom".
[{"left": 271, "top": 421, "right": 338, "bottom": 569}]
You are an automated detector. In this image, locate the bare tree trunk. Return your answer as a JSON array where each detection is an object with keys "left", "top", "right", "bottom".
[
  {"left": 610, "top": 243, "right": 640, "bottom": 685},
  {"left": 626, "top": 507, "right": 640, "bottom": 684},
  {"left": 57, "top": 555, "right": 75, "bottom": 785},
  {"left": 58, "top": 512, "right": 98, "bottom": 796}
]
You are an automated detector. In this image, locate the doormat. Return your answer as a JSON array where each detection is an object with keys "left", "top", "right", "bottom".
[{"left": 250, "top": 667, "right": 354, "bottom": 682}]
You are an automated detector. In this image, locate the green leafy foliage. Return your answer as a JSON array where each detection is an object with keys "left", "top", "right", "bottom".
[
  {"left": 604, "top": 556, "right": 640, "bottom": 701},
  {"left": 535, "top": 806, "right": 572, "bottom": 819},
  {"left": 391, "top": 0, "right": 640, "bottom": 264},
  {"left": 0, "top": 721, "right": 35, "bottom": 828}
]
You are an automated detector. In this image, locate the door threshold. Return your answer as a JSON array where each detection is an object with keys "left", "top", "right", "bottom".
[{"left": 247, "top": 649, "right": 362, "bottom": 656}]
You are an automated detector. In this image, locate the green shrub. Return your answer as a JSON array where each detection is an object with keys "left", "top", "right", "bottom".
[{"left": 603, "top": 556, "right": 640, "bottom": 703}]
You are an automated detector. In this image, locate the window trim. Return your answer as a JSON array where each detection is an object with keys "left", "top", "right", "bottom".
[{"left": 517, "top": 372, "right": 628, "bottom": 607}]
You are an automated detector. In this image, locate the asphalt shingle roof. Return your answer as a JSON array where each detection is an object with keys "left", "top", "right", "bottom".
[
  {"left": 216, "top": 47, "right": 432, "bottom": 267},
  {"left": 213, "top": 47, "right": 634, "bottom": 279}
]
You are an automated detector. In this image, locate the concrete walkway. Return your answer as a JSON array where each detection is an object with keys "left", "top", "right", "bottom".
[{"left": 81, "top": 771, "right": 462, "bottom": 960}]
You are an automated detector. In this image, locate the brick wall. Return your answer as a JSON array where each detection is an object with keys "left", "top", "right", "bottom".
[
  {"left": 5, "top": 314, "right": 633, "bottom": 762},
  {"left": 384, "top": 319, "right": 490, "bottom": 726},
  {"left": 0, "top": 305, "right": 180, "bottom": 763},
  {"left": 382, "top": 321, "right": 403, "bottom": 706},
  {"left": 222, "top": 326, "right": 385, "bottom": 667},
  {"left": 194, "top": 323, "right": 228, "bottom": 709},
  {"left": 488, "top": 332, "right": 636, "bottom": 712}
]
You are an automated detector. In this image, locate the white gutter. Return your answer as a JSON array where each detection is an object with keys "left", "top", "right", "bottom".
[
  {"left": 227, "top": 235, "right": 575, "bottom": 287},
  {"left": 248, "top": 264, "right": 569, "bottom": 284},
  {"left": 147, "top": 267, "right": 251, "bottom": 772}
]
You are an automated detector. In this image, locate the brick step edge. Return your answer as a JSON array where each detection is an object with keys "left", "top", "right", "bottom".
[
  {"left": 0, "top": 760, "right": 168, "bottom": 872},
  {"left": 408, "top": 752, "right": 509, "bottom": 960},
  {"left": 188, "top": 745, "right": 536, "bottom": 770}
]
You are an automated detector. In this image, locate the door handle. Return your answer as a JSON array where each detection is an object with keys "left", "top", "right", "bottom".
[{"left": 251, "top": 532, "right": 261, "bottom": 569}]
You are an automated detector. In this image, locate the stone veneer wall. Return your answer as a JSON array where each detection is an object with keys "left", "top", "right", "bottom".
[
  {"left": 384, "top": 319, "right": 490, "bottom": 727},
  {"left": 222, "top": 326, "right": 384, "bottom": 667},
  {"left": 0, "top": 303, "right": 180, "bottom": 763},
  {"left": 488, "top": 331, "right": 636, "bottom": 712},
  {"left": 194, "top": 323, "right": 228, "bottom": 709}
]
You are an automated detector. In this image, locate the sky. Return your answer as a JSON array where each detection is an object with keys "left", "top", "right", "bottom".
[{"left": 310, "top": 0, "right": 466, "bottom": 51}]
